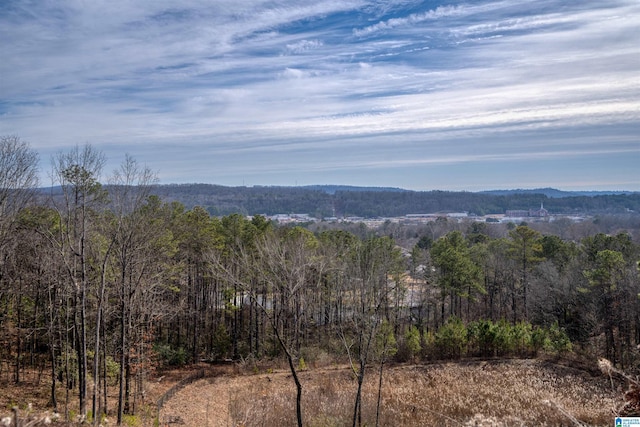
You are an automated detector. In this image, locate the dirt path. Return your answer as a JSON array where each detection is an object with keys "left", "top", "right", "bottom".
[
  {"left": 159, "top": 376, "right": 224, "bottom": 427},
  {"left": 158, "top": 367, "right": 333, "bottom": 427},
  {"left": 157, "top": 363, "right": 248, "bottom": 427}
]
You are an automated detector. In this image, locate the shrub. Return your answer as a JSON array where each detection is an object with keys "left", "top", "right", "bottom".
[
  {"left": 211, "top": 323, "right": 232, "bottom": 359},
  {"left": 513, "top": 321, "right": 533, "bottom": 355},
  {"left": 153, "top": 343, "right": 188, "bottom": 367},
  {"left": 418, "top": 318, "right": 572, "bottom": 360},
  {"left": 467, "top": 319, "right": 498, "bottom": 357},
  {"left": 435, "top": 317, "right": 467, "bottom": 359},
  {"left": 546, "top": 321, "right": 573, "bottom": 353},
  {"left": 422, "top": 330, "right": 436, "bottom": 359},
  {"left": 298, "top": 357, "right": 308, "bottom": 371},
  {"left": 530, "top": 322, "right": 572, "bottom": 354},
  {"left": 395, "top": 325, "right": 417, "bottom": 362},
  {"left": 404, "top": 325, "right": 422, "bottom": 359},
  {"left": 531, "top": 326, "right": 551, "bottom": 353},
  {"left": 122, "top": 414, "right": 141, "bottom": 427},
  {"left": 300, "top": 345, "right": 334, "bottom": 367},
  {"left": 493, "top": 319, "right": 515, "bottom": 356},
  {"left": 87, "top": 351, "right": 120, "bottom": 385}
]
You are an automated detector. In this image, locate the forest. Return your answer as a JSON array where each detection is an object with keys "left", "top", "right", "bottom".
[
  {"left": 151, "top": 183, "right": 640, "bottom": 218},
  {"left": 1, "top": 137, "right": 640, "bottom": 425}
]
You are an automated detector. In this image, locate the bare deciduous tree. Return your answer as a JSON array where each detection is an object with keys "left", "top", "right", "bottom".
[
  {"left": 108, "top": 155, "right": 159, "bottom": 424},
  {"left": 211, "top": 226, "right": 323, "bottom": 427},
  {"left": 51, "top": 144, "right": 106, "bottom": 421},
  {"left": 0, "top": 135, "right": 39, "bottom": 250},
  {"left": 339, "top": 236, "right": 403, "bottom": 427},
  {"left": 99, "top": 154, "right": 157, "bottom": 425}
]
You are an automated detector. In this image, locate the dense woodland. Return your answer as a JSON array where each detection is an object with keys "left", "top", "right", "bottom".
[
  {"left": 1, "top": 137, "right": 640, "bottom": 425},
  {"left": 149, "top": 183, "right": 640, "bottom": 217}
]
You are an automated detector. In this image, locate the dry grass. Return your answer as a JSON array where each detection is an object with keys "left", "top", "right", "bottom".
[
  {"left": 221, "top": 359, "right": 618, "bottom": 427},
  {"left": 0, "top": 363, "right": 211, "bottom": 426},
  {"left": 7, "top": 359, "right": 618, "bottom": 426},
  {"left": 599, "top": 357, "right": 640, "bottom": 417}
]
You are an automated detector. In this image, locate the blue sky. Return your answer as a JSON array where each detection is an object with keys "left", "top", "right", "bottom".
[{"left": 1, "top": 0, "right": 639, "bottom": 191}]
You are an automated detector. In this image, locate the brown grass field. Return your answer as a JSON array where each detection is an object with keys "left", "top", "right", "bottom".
[
  {"left": 158, "top": 358, "right": 621, "bottom": 427},
  {"left": 0, "top": 358, "right": 624, "bottom": 426}
]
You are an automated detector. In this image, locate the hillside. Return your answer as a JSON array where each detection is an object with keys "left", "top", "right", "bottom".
[
  {"left": 158, "top": 359, "right": 619, "bottom": 427},
  {"left": 480, "top": 188, "right": 636, "bottom": 198},
  {"left": 0, "top": 358, "right": 622, "bottom": 426},
  {"left": 150, "top": 184, "right": 640, "bottom": 217}
]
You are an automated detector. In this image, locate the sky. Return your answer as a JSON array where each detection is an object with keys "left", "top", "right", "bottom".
[{"left": 1, "top": 0, "right": 639, "bottom": 191}]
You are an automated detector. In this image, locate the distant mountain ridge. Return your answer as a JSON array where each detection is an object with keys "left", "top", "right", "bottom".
[
  {"left": 300, "top": 185, "right": 408, "bottom": 194},
  {"left": 38, "top": 184, "right": 640, "bottom": 218},
  {"left": 148, "top": 184, "right": 639, "bottom": 217},
  {"left": 480, "top": 187, "right": 636, "bottom": 198}
]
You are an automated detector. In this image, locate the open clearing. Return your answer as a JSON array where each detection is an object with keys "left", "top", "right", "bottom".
[{"left": 159, "top": 359, "right": 619, "bottom": 427}]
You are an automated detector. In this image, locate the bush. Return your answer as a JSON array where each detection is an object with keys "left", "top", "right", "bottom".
[
  {"left": 435, "top": 317, "right": 467, "bottom": 359},
  {"left": 546, "top": 322, "right": 573, "bottom": 353},
  {"left": 513, "top": 321, "right": 533, "bottom": 355},
  {"left": 87, "top": 351, "right": 120, "bottom": 385},
  {"left": 467, "top": 319, "right": 498, "bottom": 357},
  {"left": 395, "top": 325, "right": 417, "bottom": 362},
  {"left": 211, "top": 323, "right": 232, "bottom": 359},
  {"left": 404, "top": 325, "right": 422, "bottom": 360},
  {"left": 493, "top": 319, "right": 516, "bottom": 356},
  {"left": 531, "top": 326, "right": 551, "bottom": 353},
  {"left": 420, "top": 318, "right": 573, "bottom": 360},
  {"left": 300, "top": 345, "right": 336, "bottom": 368},
  {"left": 153, "top": 343, "right": 188, "bottom": 367},
  {"left": 422, "top": 330, "right": 436, "bottom": 359},
  {"left": 530, "top": 322, "right": 572, "bottom": 354},
  {"left": 297, "top": 357, "right": 308, "bottom": 371},
  {"left": 122, "top": 414, "right": 141, "bottom": 427}
]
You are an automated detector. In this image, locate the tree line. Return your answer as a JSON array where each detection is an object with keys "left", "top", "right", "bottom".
[
  {"left": 150, "top": 183, "right": 640, "bottom": 218},
  {"left": 1, "top": 137, "right": 639, "bottom": 426}
]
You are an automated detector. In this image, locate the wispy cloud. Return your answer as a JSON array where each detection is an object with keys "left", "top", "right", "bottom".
[
  {"left": 1, "top": 0, "right": 638, "bottom": 190},
  {"left": 352, "top": 4, "right": 469, "bottom": 37}
]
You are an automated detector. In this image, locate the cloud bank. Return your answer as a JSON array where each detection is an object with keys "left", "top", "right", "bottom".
[{"left": 1, "top": 0, "right": 638, "bottom": 190}]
